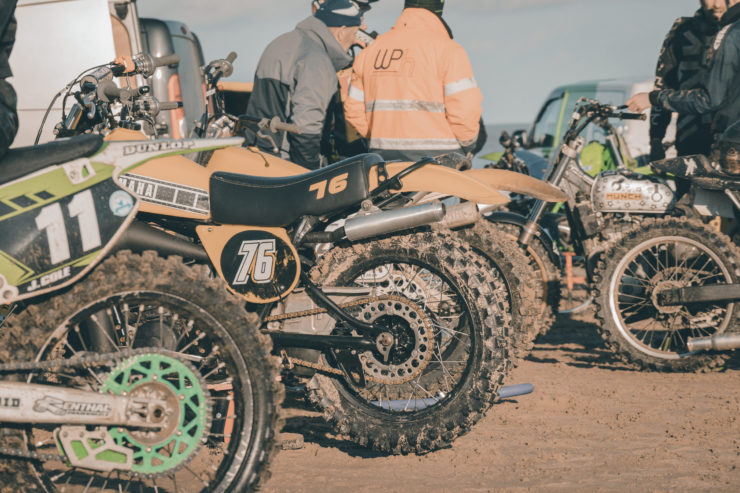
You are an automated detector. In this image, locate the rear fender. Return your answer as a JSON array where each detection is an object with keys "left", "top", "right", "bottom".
[
  {"left": 371, "top": 162, "right": 510, "bottom": 206},
  {"left": 464, "top": 168, "right": 568, "bottom": 202},
  {"left": 196, "top": 224, "right": 300, "bottom": 304}
]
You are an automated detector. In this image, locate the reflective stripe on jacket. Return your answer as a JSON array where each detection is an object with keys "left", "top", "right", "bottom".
[{"left": 344, "top": 8, "right": 482, "bottom": 160}]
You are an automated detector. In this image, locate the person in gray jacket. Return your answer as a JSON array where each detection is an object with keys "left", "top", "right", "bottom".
[{"left": 245, "top": 0, "right": 362, "bottom": 169}]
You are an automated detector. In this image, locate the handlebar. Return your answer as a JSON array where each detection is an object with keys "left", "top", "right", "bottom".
[
  {"left": 269, "top": 118, "right": 302, "bottom": 134},
  {"left": 111, "top": 53, "right": 181, "bottom": 78},
  {"left": 158, "top": 101, "right": 182, "bottom": 112},
  {"left": 98, "top": 80, "right": 123, "bottom": 101},
  {"left": 226, "top": 51, "right": 237, "bottom": 64}
]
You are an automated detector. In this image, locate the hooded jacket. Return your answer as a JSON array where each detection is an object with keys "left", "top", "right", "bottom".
[
  {"left": 650, "top": 4, "right": 740, "bottom": 145},
  {"left": 650, "top": 8, "right": 720, "bottom": 159},
  {"left": 344, "top": 8, "right": 483, "bottom": 161},
  {"left": 245, "top": 16, "right": 352, "bottom": 169}
]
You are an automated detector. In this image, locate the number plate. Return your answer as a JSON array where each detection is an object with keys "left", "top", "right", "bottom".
[{"left": 0, "top": 179, "right": 137, "bottom": 302}]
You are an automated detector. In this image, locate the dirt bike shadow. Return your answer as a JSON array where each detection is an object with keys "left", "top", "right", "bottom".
[
  {"left": 278, "top": 390, "right": 391, "bottom": 458},
  {"left": 527, "top": 307, "right": 740, "bottom": 373},
  {"left": 526, "top": 308, "right": 640, "bottom": 371}
]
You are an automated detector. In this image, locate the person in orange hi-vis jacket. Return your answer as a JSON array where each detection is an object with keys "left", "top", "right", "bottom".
[{"left": 344, "top": 0, "right": 484, "bottom": 162}]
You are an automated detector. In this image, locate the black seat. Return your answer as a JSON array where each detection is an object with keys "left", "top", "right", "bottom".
[
  {"left": 210, "top": 153, "right": 384, "bottom": 226},
  {"left": 0, "top": 134, "right": 104, "bottom": 186},
  {"left": 651, "top": 155, "right": 740, "bottom": 191}
]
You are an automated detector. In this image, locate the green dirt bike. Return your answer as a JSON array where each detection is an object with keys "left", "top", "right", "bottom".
[{"left": 0, "top": 120, "right": 281, "bottom": 491}]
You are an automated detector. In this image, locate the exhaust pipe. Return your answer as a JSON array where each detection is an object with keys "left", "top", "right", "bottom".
[
  {"left": 343, "top": 202, "right": 446, "bottom": 241},
  {"left": 687, "top": 333, "right": 740, "bottom": 352},
  {"left": 435, "top": 201, "right": 481, "bottom": 229},
  {"left": 115, "top": 221, "right": 210, "bottom": 263},
  {"left": 370, "top": 383, "right": 534, "bottom": 411}
]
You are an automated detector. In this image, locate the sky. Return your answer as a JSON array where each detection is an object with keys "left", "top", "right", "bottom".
[{"left": 138, "top": 0, "right": 700, "bottom": 124}]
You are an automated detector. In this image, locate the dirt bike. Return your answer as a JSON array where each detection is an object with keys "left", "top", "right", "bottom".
[
  {"left": 46, "top": 53, "right": 570, "bottom": 456},
  {"left": 0, "top": 69, "right": 281, "bottom": 491},
  {"left": 593, "top": 151, "right": 740, "bottom": 370}
]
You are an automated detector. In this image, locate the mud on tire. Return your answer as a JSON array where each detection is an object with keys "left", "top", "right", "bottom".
[
  {"left": 482, "top": 220, "right": 560, "bottom": 337},
  {"left": 594, "top": 218, "right": 740, "bottom": 372},
  {"left": 0, "top": 251, "right": 283, "bottom": 492},
  {"left": 454, "top": 221, "right": 541, "bottom": 363},
  {"left": 306, "top": 231, "right": 511, "bottom": 455}
]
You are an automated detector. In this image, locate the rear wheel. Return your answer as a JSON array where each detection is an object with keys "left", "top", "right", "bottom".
[
  {"left": 307, "top": 232, "right": 511, "bottom": 454},
  {"left": 594, "top": 218, "right": 740, "bottom": 371},
  {"left": 0, "top": 251, "right": 282, "bottom": 492}
]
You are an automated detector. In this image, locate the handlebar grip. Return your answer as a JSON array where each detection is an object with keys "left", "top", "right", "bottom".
[
  {"left": 226, "top": 51, "right": 237, "bottom": 63},
  {"left": 272, "top": 121, "right": 303, "bottom": 134},
  {"left": 153, "top": 53, "right": 180, "bottom": 68},
  {"left": 619, "top": 112, "right": 647, "bottom": 121},
  {"left": 159, "top": 101, "right": 183, "bottom": 111}
]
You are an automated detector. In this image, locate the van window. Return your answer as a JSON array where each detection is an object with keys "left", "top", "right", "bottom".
[{"left": 167, "top": 24, "right": 206, "bottom": 137}]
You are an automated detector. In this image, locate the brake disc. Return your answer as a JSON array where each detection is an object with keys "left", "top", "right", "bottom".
[{"left": 98, "top": 353, "right": 210, "bottom": 477}]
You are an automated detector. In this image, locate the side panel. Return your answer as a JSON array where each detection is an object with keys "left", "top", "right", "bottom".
[
  {"left": 0, "top": 165, "right": 138, "bottom": 303},
  {"left": 196, "top": 225, "right": 300, "bottom": 304}
]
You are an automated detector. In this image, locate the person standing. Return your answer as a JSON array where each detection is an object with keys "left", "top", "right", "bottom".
[
  {"left": 344, "top": 0, "right": 484, "bottom": 162},
  {"left": 649, "top": 0, "right": 726, "bottom": 161},
  {"left": 245, "top": 0, "right": 362, "bottom": 169},
  {"left": 628, "top": 0, "right": 740, "bottom": 173},
  {"left": 0, "top": 0, "right": 17, "bottom": 158}
]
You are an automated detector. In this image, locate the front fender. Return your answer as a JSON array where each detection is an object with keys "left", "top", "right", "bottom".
[{"left": 464, "top": 168, "right": 568, "bottom": 203}]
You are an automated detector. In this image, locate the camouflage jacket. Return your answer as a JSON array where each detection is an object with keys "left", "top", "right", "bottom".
[
  {"left": 651, "top": 5, "right": 740, "bottom": 150},
  {"left": 650, "top": 9, "right": 720, "bottom": 159}
]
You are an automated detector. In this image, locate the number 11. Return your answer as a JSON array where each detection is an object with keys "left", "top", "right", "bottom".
[{"left": 35, "top": 190, "right": 102, "bottom": 265}]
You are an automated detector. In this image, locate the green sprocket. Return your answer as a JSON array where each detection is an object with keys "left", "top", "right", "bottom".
[{"left": 100, "top": 353, "right": 210, "bottom": 476}]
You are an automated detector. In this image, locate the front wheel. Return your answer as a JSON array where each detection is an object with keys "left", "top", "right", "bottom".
[
  {"left": 307, "top": 232, "right": 511, "bottom": 454},
  {"left": 0, "top": 251, "right": 282, "bottom": 492},
  {"left": 594, "top": 218, "right": 740, "bottom": 371}
]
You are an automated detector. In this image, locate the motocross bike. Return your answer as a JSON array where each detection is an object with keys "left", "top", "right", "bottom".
[
  {"left": 0, "top": 83, "right": 281, "bottom": 492},
  {"left": 46, "top": 53, "right": 569, "bottom": 455},
  {"left": 192, "top": 51, "right": 568, "bottom": 365},
  {"left": 593, "top": 151, "right": 740, "bottom": 371},
  {"left": 478, "top": 99, "right": 704, "bottom": 358}
]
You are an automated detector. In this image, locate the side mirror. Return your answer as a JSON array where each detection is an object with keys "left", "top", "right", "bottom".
[
  {"left": 512, "top": 129, "right": 529, "bottom": 148},
  {"left": 538, "top": 133, "right": 554, "bottom": 148}
]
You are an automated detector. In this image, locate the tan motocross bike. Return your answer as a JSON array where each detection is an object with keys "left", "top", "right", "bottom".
[{"left": 50, "top": 53, "right": 566, "bottom": 455}]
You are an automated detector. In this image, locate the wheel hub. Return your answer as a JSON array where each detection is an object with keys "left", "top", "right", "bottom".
[
  {"left": 652, "top": 280, "right": 684, "bottom": 314},
  {"left": 358, "top": 298, "right": 433, "bottom": 384}
]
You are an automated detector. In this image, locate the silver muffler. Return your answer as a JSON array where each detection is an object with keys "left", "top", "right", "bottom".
[
  {"left": 435, "top": 201, "right": 481, "bottom": 229},
  {"left": 687, "top": 333, "right": 740, "bottom": 352},
  {"left": 344, "top": 202, "right": 446, "bottom": 241}
]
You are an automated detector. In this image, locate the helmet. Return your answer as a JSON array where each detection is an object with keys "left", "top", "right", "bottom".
[
  {"left": 404, "top": 0, "right": 444, "bottom": 15},
  {"left": 314, "top": 0, "right": 363, "bottom": 27}
]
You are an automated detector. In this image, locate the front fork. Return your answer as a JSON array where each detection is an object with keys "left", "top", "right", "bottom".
[{"left": 519, "top": 141, "right": 583, "bottom": 247}]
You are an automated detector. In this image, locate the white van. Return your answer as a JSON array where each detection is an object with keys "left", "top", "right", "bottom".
[{"left": 10, "top": 0, "right": 143, "bottom": 145}]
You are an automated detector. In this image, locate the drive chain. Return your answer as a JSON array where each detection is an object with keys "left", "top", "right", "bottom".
[{"left": 266, "top": 294, "right": 432, "bottom": 385}]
